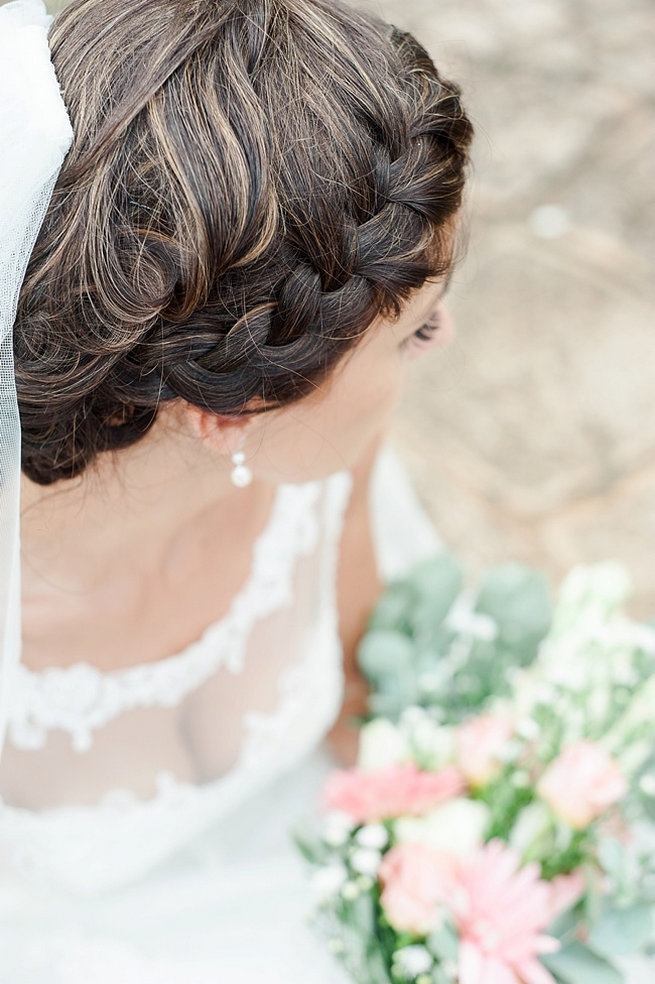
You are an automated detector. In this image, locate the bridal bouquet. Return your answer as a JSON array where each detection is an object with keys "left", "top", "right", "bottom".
[{"left": 295, "top": 559, "right": 655, "bottom": 984}]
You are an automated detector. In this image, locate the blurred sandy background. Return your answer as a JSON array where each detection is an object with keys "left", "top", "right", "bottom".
[
  {"left": 41, "top": 0, "right": 655, "bottom": 611},
  {"left": 371, "top": 0, "right": 655, "bottom": 614}
]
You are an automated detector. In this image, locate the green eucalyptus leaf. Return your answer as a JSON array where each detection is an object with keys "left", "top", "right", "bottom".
[
  {"left": 546, "top": 906, "right": 581, "bottom": 945},
  {"left": 598, "top": 838, "right": 627, "bottom": 880},
  {"left": 368, "top": 693, "right": 403, "bottom": 718},
  {"left": 364, "top": 949, "right": 393, "bottom": 984},
  {"left": 411, "top": 599, "right": 452, "bottom": 646},
  {"left": 431, "top": 968, "right": 457, "bottom": 984},
  {"left": 475, "top": 564, "right": 551, "bottom": 662},
  {"left": 369, "top": 582, "right": 417, "bottom": 633},
  {"left": 357, "top": 630, "right": 416, "bottom": 682},
  {"left": 407, "top": 555, "right": 464, "bottom": 623},
  {"left": 642, "top": 795, "right": 655, "bottom": 823},
  {"left": 589, "top": 903, "right": 654, "bottom": 957},
  {"left": 542, "top": 943, "right": 623, "bottom": 984},
  {"left": 346, "top": 892, "right": 376, "bottom": 936},
  {"left": 426, "top": 922, "right": 459, "bottom": 962},
  {"left": 290, "top": 822, "right": 330, "bottom": 865},
  {"left": 636, "top": 754, "right": 655, "bottom": 820}
]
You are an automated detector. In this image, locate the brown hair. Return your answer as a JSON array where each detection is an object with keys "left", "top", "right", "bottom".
[{"left": 15, "top": 0, "right": 472, "bottom": 485}]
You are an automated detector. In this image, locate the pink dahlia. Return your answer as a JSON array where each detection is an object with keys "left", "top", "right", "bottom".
[
  {"left": 452, "top": 840, "right": 561, "bottom": 984},
  {"left": 322, "top": 763, "right": 464, "bottom": 824}
]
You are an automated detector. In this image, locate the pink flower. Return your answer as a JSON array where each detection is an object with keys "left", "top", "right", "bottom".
[
  {"left": 322, "top": 763, "right": 464, "bottom": 824},
  {"left": 378, "top": 840, "right": 583, "bottom": 984},
  {"left": 379, "top": 842, "right": 458, "bottom": 935},
  {"left": 537, "top": 741, "right": 628, "bottom": 830},
  {"left": 456, "top": 714, "right": 514, "bottom": 787},
  {"left": 453, "top": 841, "right": 560, "bottom": 984}
]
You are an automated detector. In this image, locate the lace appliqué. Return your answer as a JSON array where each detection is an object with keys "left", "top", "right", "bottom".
[
  {"left": 0, "top": 471, "right": 354, "bottom": 895},
  {"left": 240, "top": 470, "right": 352, "bottom": 774},
  {"left": 9, "top": 481, "right": 324, "bottom": 753}
]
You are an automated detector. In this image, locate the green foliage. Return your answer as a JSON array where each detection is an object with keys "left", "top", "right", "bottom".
[
  {"left": 344, "top": 892, "right": 377, "bottom": 937},
  {"left": 425, "top": 923, "right": 459, "bottom": 963},
  {"left": 636, "top": 753, "right": 655, "bottom": 821},
  {"left": 589, "top": 903, "right": 654, "bottom": 958},
  {"left": 289, "top": 821, "right": 332, "bottom": 866},
  {"left": 364, "top": 950, "right": 394, "bottom": 984},
  {"left": 368, "top": 582, "right": 419, "bottom": 635},
  {"left": 306, "top": 557, "right": 655, "bottom": 982},
  {"left": 357, "top": 553, "right": 552, "bottom": 724},
  {"left": 358, "top": 630, "right": 419, "bottom": 711},
  {"left": 479, "top": 771, "right": 535, "bottom": 840},
  {"left": 476, "top": 563, "right": 551, "bottom": 663},
  {"left": 542, "top": 943, "right": 623, "bottom": 984}
]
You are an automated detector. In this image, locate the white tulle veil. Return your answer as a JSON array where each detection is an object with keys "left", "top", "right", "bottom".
[{"left": 0, "top": 0, "right": 73, "bottom": 757}]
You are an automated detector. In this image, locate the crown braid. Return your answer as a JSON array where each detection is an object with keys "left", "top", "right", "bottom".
[{"left": 15, "top": 0, "right": 472, "bottom": 484}]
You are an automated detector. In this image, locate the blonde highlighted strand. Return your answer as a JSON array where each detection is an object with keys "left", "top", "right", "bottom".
[{"left": 16, "top": 0, "right": 472, "bottom": 484}]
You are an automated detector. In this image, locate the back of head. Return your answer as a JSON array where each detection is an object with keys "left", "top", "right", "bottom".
[{"left": 15, "top": 0, "right": 472, "bottom": 485}]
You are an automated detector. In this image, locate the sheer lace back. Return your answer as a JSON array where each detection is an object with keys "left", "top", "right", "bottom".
[{"left": 0, "top": 470, "right": 353, "bottom": 892}]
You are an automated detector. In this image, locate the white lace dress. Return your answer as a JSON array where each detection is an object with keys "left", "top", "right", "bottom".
[{"left": 0, "top": 445, "right": 441, "bottom": 984}]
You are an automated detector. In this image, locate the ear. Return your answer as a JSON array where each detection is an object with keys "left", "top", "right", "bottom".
[{"left": 183, "top": 405, "right": 252, "bottom": 458}]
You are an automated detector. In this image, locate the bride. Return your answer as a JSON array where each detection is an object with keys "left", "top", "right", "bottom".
[{"left": 0, "top": 0, "right": 472, "bottom": 979}]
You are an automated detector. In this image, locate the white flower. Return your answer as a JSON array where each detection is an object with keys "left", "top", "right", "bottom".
[
  {"left": 627, "top": 622, "right": 655, "bottom": 655},
  {"left": 321, "top": 811, "right": 355, "bottom": 847},
  {"left": 357, "top": 718, "right": 410, "bottom": 771},
  {"left": 494, "top": 738, "right": 523, "bottom": 764},
  {"left": 468, "top": 612, "right": 498, "bottom": 641},
  {"left": 394, "top": 798, "right": 490, "bottom": 858},
  {"left": 399, "top": 707, "right": 456, "bottom": 769},
  {"left": 558, "top": 564, "right": 631, "bottom": 620},
  {"left": 349, "top": 848, "right": 381, "bottom": 878},
  {"left": 516, "top": 717, "right": 540, "bottom": 741},
  {"left": 400, "top": 705, "right": 433, "bottom": 729},
  {"left": 418, "top": 670, "right": 444, "bottom": 694},
  {"left": 341, "top": 880, "right": 360, "bottom": 901},
  {"left": 615, "top": 737, "right": 651, "bottom": 776},
  {"left": 354, "top": 823, "right": 389, "bottom": 851},
  {"left": 310, "top": 863, "right": 348, "bottom": 902},
  {"left": 446, "top": 595, "right": 498, "bottom": 641},
  {"left": 509, "top": 802, "right": 552, "bottom": 857},
  {"left": 639, "top": 773, "right": 655, "bottom": 797},
  {"left": 510, "top": 770, "right": 530, "bottom": 789},
  {"left": 414, "top": 723, "right": 456, "bottom": 770},
  {"left": 392, "top": 944, "right": 434, "bottom": 978}
]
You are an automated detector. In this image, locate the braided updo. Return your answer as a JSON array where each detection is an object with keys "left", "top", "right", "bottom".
[{"left": 15, "top": 0, "right": 472, "bottom": 485}]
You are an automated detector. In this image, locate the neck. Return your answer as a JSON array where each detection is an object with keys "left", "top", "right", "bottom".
[{"left": 20, "top": 411, "right": 273, "bottom": 593}]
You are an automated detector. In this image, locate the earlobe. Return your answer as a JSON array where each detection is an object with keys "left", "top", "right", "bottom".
[{"left": 184, "top": 405, "right": 251, "bottom": 458}]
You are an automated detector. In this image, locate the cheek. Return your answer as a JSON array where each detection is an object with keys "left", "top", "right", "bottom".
[
  {"left": 303, "top": 353, "right": 404, "bottom": 470},
  {"left": 435, "top": 305, "right": 456, "bottom": 347},
  {"left": 250, "top": 339, "right": 406, "bottom": 481},
  {"left": 338, "top": 346, "right": 407, "bottom": 432}
]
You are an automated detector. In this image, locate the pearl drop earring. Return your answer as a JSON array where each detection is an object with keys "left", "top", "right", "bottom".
[{"left": 230, "top": 448, "right": 252, "bottom": 488}]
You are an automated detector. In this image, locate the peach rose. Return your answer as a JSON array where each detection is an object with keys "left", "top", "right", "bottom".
[
  {"left": 537, "top": 740, "right": 627, "bottom": 830},
  {"left": 455, "top": 714, "right": 514, "bottom": 788},
  {"left": 378, "top": 842, "right": 457, "bottom": 935}
]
